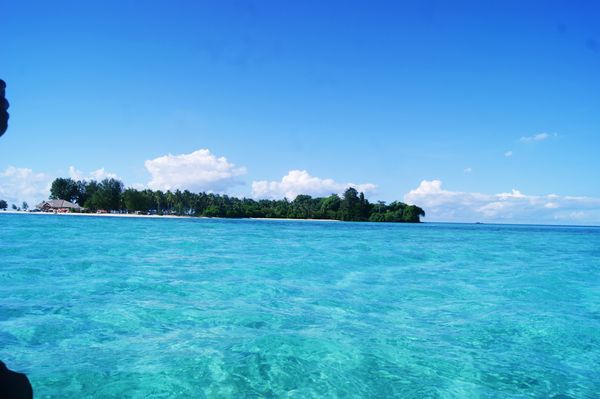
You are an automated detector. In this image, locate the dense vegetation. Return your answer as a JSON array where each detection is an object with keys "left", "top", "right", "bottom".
[{"left": 48, "top": 177, "right": 425, "bottom": 223}]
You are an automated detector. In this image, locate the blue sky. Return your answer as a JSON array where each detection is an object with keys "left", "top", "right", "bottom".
[{"left": 1, "top": 1, "right": 599, "bottom": 223}]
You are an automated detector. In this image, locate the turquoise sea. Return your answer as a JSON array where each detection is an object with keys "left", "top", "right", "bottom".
[{"left": 1, "top": 213, "right": 599, "bottom": 398}]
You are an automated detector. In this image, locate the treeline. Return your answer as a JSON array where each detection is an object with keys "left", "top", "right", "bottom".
[
  {"left": 0, "top": 200, "right": 28, "bottom": 211},
  {"left": 48, "top": 177, "right": 425, "bottom": 223}
]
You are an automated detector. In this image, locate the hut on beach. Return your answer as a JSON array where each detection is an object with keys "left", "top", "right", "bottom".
[{"left": 36, "top": 199, "right": 83, "bottom": 213}]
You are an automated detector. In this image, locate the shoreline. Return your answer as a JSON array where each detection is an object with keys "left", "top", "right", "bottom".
[
  {"left": 249, "top": 217, "right": 338, "bottom": 222},
  {"left": 0, "top": 210, "right": 191, "bottom": 219},
  {"left": 0, "top": 210, "right": 339, "bottom": 222},
  {"left": 2, "top": 210, "right": 599, "bottom": 227}
]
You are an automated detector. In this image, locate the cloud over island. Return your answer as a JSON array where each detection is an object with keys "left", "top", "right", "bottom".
[
  {"left": 0, "top": 166, "right": 50, "bottom": 205},
  {"left": 69, "top": 166, "right": 119, "bottom": 181},
  {"left": 144, "top": 149, "right": 247, "bottom": 192},
  {"left": 252, "top": 170, "right": 376, "bottom": 200}
]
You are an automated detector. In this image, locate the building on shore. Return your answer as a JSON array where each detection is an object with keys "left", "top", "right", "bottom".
[{"left": 36, "top": 199, "right": 83, "bottom": 213}]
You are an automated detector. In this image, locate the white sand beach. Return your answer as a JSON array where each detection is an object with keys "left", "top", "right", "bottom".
[
  {"left": 1, "top": 210, "right": 339, "bottom": 222},
  {"left": 0, "top": 210, "right": 192, "bottom": 219}
]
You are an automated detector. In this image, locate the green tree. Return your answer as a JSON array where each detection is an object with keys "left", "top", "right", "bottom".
[
  {"left": 369, "top": 201, "right": 387, "bottom": 222},
  {"left": 153, "top": 190, "right": 166, "bottom": 214},
  {"left": 82, "top": 180, "right": 99, "bottom": 209},
  {"left": 402, "top": 205, "right": 425, "bottom": 223},
  {"left": 319, "top": 194, "right": 341, "bottom": 219},
  {"left": 203, "top": 205, "right": 221, "bottom": 217},
  {"left": 291, "top": 194, "right": 313, "bottom": 218},
  {"left": 74, "top": 180, "right": 90, "bottom": 206},
  {"left": 166, "top": 191, "right": 176, "bottom": 214},
  {"left": 340, "top": 187, "right": 360, "bottom": 221},
  {"left": 0, "top": 199, "right": 7, "bottom": 210},
  {"left": 123, "top": 188, "right": 151, "bottom": 212},
  {"left": 22, "top": 201, "right": 28, "bottom": 211},
  {"left": 358, "top": 192, "right": 372, "bottom": 220},
  {"left": 88, "top": 178, "right": 124, "bottom": 211},
  {"left": 49, "top": 178, "right": 79, "bottom": 202}
]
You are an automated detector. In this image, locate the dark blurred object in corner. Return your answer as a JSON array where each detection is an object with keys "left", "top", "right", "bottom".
[
  {"left": 1, "top": 79, "right": 9, "bottom": 137},
  {"left": 0, "top": 81, "right": 30, "bottom": 396},
  {"left": 0, "top": 361, "right": 32, "bottom": 399}
]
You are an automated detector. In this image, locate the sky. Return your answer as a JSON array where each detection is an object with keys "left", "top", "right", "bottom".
[{"left": 1, "top": 0, "right": 599, "bottom": 224}]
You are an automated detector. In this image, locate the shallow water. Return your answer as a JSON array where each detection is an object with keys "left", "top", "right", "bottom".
[{"left": 1, "top": 213, "right": 599, "bottom": 398}]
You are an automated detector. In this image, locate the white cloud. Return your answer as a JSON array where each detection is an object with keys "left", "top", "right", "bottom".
[
  {"left": 0, "top": 165, "right": 121, "bottom": 207},
  {"left": 519, "top": 132, "right": 554, "bottom": 142},
  {"left": 504, "top": 150, "right": 513, "bottom": 157},
  {"left": 0, "top": 166, "right": 52, "bottom": 206},
  {"left": 252, "top": 170, "right": 377, "bottom": 200},
  {"left": 68, "top": 166, "right": 83, "bottom": 180},
  {"left": 404, "top": 179, "right": 600, "bottom": 224},
  {"left": 145, "top": 148, "right": 246, "bottom": 192},
  {"left": 90, "top": 168, "right": 117, "bottom": 180},
  {"left": 463, "top": 168, "right": 473, "bottom": 173},
  {"left": 497, "top": 189, "right": 527, "bottom": 199},
  {"left": 69, "top": 166, "right": 118, "bottom": 181}
]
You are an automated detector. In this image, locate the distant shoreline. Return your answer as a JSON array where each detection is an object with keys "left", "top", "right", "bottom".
[
  {"left": 2, "top": 210, "right": 599, "bottom": 227},
  {"left": 249, "top": 217, "right": 339, "bottom": 222},
  {"left": 0, "top": 210, "right": 339, "bottom": 222},
  {"left": 0, "top": 210, "right": 191, "bottom": 219}
]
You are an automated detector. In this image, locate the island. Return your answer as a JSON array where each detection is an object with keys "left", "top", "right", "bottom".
[{"left": 27, "top": 177, "right": 426, "bottom": 223}]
